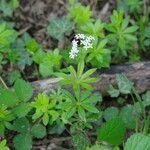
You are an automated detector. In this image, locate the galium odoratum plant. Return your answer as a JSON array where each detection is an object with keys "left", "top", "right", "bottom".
[
  {"left": 56, "top": 34, "right": 102, "bottom": 126},
  {"left": 56, "top": 59, "right": 98, "bottom": 99},
  {"left": 106, "top": 10, "right": 138, "bottom": 59},
  {"left": 57, "top": 34, "right": 98, "bottom": 94}
]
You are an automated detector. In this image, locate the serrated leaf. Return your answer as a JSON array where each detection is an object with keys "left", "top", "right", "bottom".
[
  {"left": 13, "top": 103, "right": 32, "bottom": 118},
  {"left": 97, "top": 118, "right": 126, "bottom": 146},
  {"left": 0, "top": 89, "right": 18, "bottom": 107},
  {"left": 13, "top": 133, "right": 32, "bottom": 150},
  {"left": 12, "top": 117, "right": 30, "bottom": 133},
  {"left": 71, "top": 133, "right": 90, "bottom": 150},
  {"left": 119, "top": 105, "right": 136, "bottom": 129},
  {"left": 103, "top": 107, "right": 119, "bottom": 121},
  {"left": 31, "top": 124, "right": 46, "bottom": 139},
  {"left": 14, "top": 79, "right": 33, "bottom": 102},
  {"left": 39, "top": 64, "right": 53, "bottom": 77},
  {"left": 124, "top": 133, "right": 150, "bottom": 150}
]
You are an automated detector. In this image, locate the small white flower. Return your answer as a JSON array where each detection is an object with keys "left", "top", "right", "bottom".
[
  {"left": 69, "top": 34, "right": 95, "bottom": 59},
  {"left": 75, "top": 34, "right": 85, "bottom": 39},
  {"left": 81, "top": 36, "right": 95, "bottom": 50},
  {"left": 69, "top": 40, "right": 79, "bottom": 59}
]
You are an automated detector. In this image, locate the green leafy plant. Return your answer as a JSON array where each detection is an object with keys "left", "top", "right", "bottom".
[
  {"left": 0, "top": 23, "right": 18, "bottom": 49},
  {"left": 0, "top": 106, "right": 14, "bottom": 134},
  {"left": 108, "top": 74, "right": 134, "bottom": 97},
  {"left": 11, "top": 118, "right": 46, "bottom": 150},
  {"left": 47, "top": 17, "right": 74, "bottom": 40},
  {"left": 33, "top": 49, "right": 62, "bottom": 77},
  {"left": 106, "top": 10, "right": 138, "bottom": 60},
  {"left": 68, "top": 0, "right": 92, "bottom": 27},
  {"left": 0, "top": 0, "right": 149, "bottom": 149},
  {"left": 97, "top": 118, "right": 126, "bottom": 146},
  {"left": 56, "top": 61, "right": 98, "bottom": 92},
  {"left": 86, "top": 38, "right": 111, "bottom": 68},
  {"left": 137, "top": 17, "right": 150, "bottom": 51},
  {"left": 0, "top": 139, "right": 9, "bottom": 150},
  {"left": 80, "top": 20, "right": 105, "bottom": 37},
  {"left": 124, "top": 133, "right": 150, "bottom": 150},
  {"left": 60, "top": 90, "right": 101, "bottom": 123},
  {"left": 31, "top": 93, "right": 59, "bottom": 126},
  {"left": 117, "top": 0, "right": 142, "bottom": 13}
]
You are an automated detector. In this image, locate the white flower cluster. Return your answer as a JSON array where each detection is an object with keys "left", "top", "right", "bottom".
[{"left": 69, "top": 34, "right": 95, "bottom": 59}]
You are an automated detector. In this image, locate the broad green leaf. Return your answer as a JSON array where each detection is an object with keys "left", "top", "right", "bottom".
[
  {"left": 14, "top": 79, "right": 33, "bottom": 102},
  {"left": 97, "top": 118, "right": 126, "bottom": 145},
  {"left": 0, "top": 24, "right": 17, "bottom": 48},
  {"left": 32, "top": 49, "right": 46, "bottom": 64},
  {"left": 124, "top": 133, "right": 150, "bottom": 150},
  {"left": 12, "top": 117, "right": 30, "bottom": 133},
  {"left": 13, "top": 103, "right": 32, "bottom": 118},
  {"left": 31, "top": 124, "right": 46, "bottom": 139},
  {"left": 39, "top": 64, "right": 53, "bottom": 77},
  {"left": 103, "top": 107, "right": 119, "bottom": 121},
  {"left": 119, "top": 105, "right": 136, "bottom": 129},
  {"left": 7, "top": 70, "right": 21, "bottom": 85},
  {"left": 13, "top": 133, "right": 32, "bottom": 150},
  {"left": 0, "top": 89, "right": 18, "bottom": 107}
]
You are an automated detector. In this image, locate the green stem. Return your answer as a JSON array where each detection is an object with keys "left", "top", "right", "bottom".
[
  {"left": 135, "top": 116, "right": 139, "bottom": 133},
  {"left": 143, "top": 115, "right": 150, "bottom": 135},
  {"left": 0, "top": 76, "right": 8, "bottom": 89},
  {"left": 132, "top": 87, "right": 146, "bottom": 119}
]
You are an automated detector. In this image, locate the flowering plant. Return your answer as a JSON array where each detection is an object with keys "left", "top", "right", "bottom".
[{"left": 69, "top": 34, "right": 95, "bottom": 59}]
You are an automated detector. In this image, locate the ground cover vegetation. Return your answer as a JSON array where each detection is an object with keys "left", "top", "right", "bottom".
[{"left": 0, "top": 0, "right": 150, "bottom": 149}]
